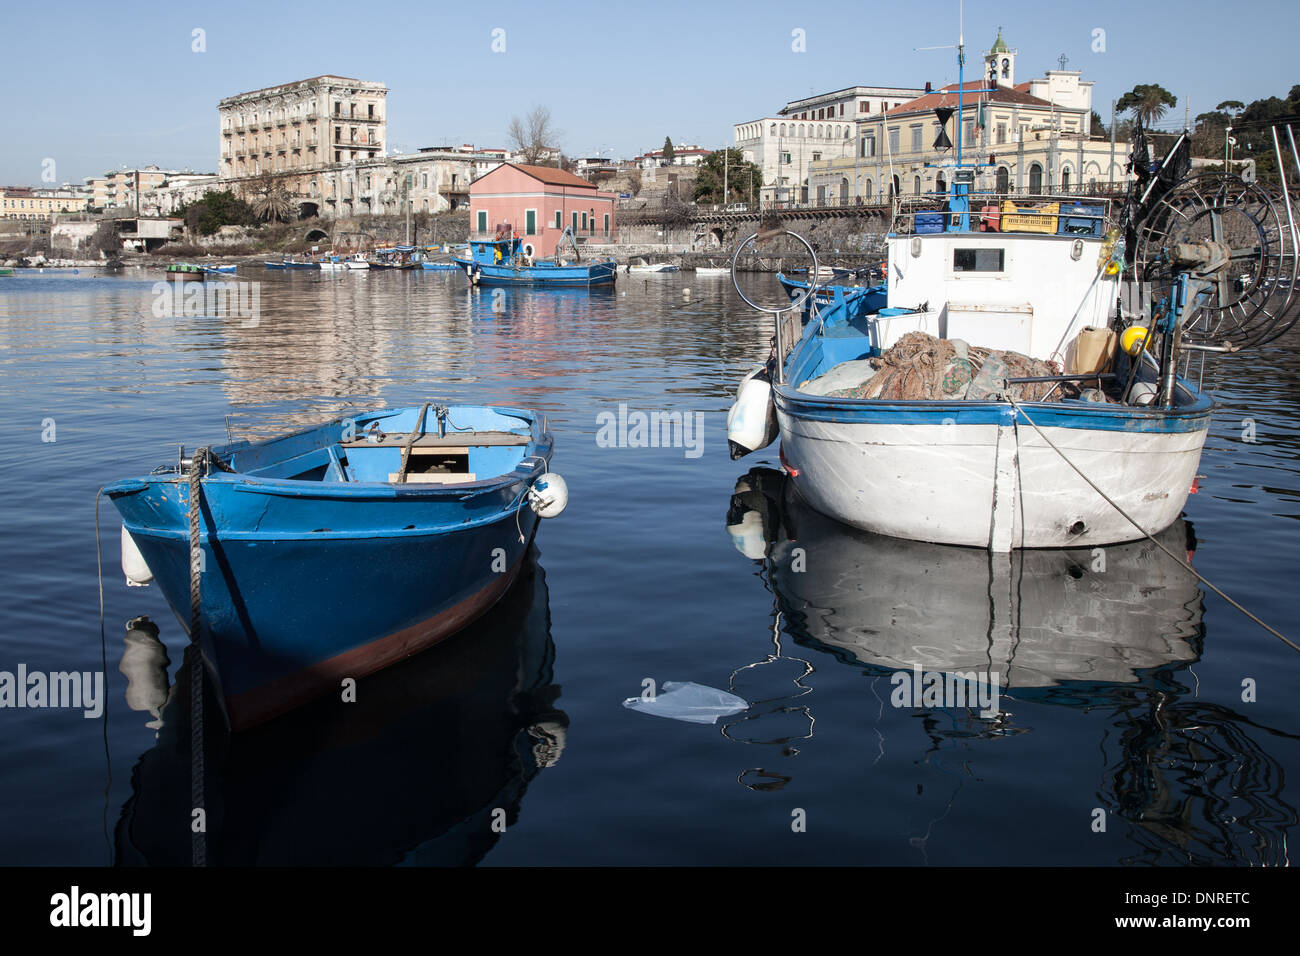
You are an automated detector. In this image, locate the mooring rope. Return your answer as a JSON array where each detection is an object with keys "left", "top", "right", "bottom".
[
  {"left": 93, "top": 488, "right": 113, "bottom": 863},
  {"left": 187, "top": 449, "right": 208, "bottom": 867},
  {"left": 1004, "top": 395, "right": 1296, "bottom": 652}
]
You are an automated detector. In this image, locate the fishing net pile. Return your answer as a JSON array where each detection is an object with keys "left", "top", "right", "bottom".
[{"left": 821, "top": 331, "right": 1076, "bottom": 402}]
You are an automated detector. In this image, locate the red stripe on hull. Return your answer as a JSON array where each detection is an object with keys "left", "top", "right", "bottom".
[{"left": 224, "top": 554, "right": 526, "bottom": 732}]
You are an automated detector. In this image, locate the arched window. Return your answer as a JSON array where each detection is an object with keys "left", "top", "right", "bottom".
[
  {"left": 864, "top": 178, "right": 873, "bottom": 199},
  {"left": 1061, "top": 167, "right": 1071, "bottom": 190},
  {"left": 839, "top": 178, "right": 849, "bottom": 203},
  {"left": 1001, "top": 57, "right": 1010, "bottom": 78},
  {"left": 913, "top": 176, "right": 921, "bottom": 195},
  {"left": 779, "top": 124, "right": 786, "bottom": 136},
  {"left": 1029, "top": 163, "right": 1043, "bottom": 192},
  {"left": 936, "top": 174, "right": 946, "bottom": 196},
  {"left": 995, "top": 167, "right": 1009, "bottom": 194},
  {"left": 891, "top": 175, "right": 900, "bottom": 199}
]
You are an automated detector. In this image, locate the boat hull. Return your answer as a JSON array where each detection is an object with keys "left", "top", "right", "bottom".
[
  {"left": 453, "top": 256, "right": 617, "bottom": 286},
  {"left": 775, "top": 391, "right": 1211, "bottom": 550},
  {"left": 107, "top": 405, "right": 553, "bottom": 730},
  {"left": 125, "top": 514, "right": 537, "bottom": 729}
]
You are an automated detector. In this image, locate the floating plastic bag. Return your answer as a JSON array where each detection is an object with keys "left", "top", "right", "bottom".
[{"left": 622, "top": 681, "right": 749, "bottom": 725}]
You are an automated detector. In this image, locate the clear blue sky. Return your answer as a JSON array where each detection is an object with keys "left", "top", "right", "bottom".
[{"left": 5, "top": 0, "right": 1297, "bottom": 186}]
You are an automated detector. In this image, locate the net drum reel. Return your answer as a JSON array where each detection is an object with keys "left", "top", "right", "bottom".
[{"left": 1131, "top": 170, "right": 1300, "bottom": 353}]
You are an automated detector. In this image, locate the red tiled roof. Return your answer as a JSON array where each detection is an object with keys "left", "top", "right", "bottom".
[
  {"left": 885, "top": 81, "right": 1052, "bottom": 116},
  {"left": 505, "top": 163, "right": 598, "bottom": 188}
]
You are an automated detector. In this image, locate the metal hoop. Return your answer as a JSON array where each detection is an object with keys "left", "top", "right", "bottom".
[{"left": 729, "top": 229, "right": 822, "bottom": 314}]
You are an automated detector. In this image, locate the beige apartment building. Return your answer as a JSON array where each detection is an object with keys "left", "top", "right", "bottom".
[
  {"left": 809, "top": 32, "right": 1132, "bottom": 204},
  {"left": 0, "top": 187, "right": 89, "bottom": 220},
  {"left": 217, "top": 75, "right": 388, "bottom": 197},
  {"left": 85, "top": 167, "right": 177, "bottom": 209}
]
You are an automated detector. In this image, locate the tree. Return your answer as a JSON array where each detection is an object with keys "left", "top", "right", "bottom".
[
  {"left": 1216, "top": 100, "right": 1245, "bottom": 114},
  {"left": 662, "top": 137, "right": 675, "bottom": 165},
  {"left": 692, "top": 148, "right": 763, "bottom": 204},
  {"left": 507, "top": 106, "right": 562, "bottom": 166},
  {"left": 1089, "top": 110, "right": 1106, "bottom": 137},
  {"left": 1116, "top": 84, "right": 1178, "bottom": 126},
  {"left": 244, "top": 173, "right": 297, "bottom": 223},
  {"left": 1191, "top": 110, "right": 1233, "bottom": 158},
  {"left": 175, "top": 190, "right": 256, "bottom": 236}
]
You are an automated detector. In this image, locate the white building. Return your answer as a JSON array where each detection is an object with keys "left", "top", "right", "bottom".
[
  {"left": 636, "top": 145, "right": 711, "bottom": 168},
  {"left": 308, "top": 147, "right": 503, "bottom": 217},
  {"left": 734, "top": 85, "right": 926, "bottom": 203}
]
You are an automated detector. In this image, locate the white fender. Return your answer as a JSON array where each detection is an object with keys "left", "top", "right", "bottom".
[
  {"left": 121, "top": 525, "right": 154, "bottom": 587},
  {"left": 528, "top": 473, "right": 568, "bottom": 518},
  {"left": 726, "top": 366, "right": 778, "bottom": 459},
  {"left": 726, "top": 510, "right": 769, "bottom": 560}
]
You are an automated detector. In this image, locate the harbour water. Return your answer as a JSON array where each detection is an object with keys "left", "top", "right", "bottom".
[{"left": 0, "top": 266, "right": 1297, "bottom": 865}]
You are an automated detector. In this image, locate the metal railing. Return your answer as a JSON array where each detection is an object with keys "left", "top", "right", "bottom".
[{"left": 619, "top": 183, "right": 1130, "bottom": 222}]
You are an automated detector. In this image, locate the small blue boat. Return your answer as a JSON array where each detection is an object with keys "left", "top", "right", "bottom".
[
  {"left": 776, "top": 273, "right": 887, "bottom": 315},
  {"left": 202, "top": 264, "right": 237, "bottom": 275},
  {"left": 106, "top": 404, "right": 568, "bottom": 730},
  {"left": 264, "top": 257, "right": 317, "bottom": 270},
  {"left": 452, "top": 228, "right": 616, "bottom": 287}
]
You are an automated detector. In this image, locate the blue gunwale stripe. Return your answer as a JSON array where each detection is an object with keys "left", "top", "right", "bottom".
[
  {"left": 775, "top": 385, "right": 1213, "bottom": 433},
  {"left": 123, "top": 502, "right": 524, "bottom": 541}
]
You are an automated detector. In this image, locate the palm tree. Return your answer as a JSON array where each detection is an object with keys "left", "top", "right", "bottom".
[{"left": 1117, "top": 84, "right": 1178, "bottom": 127}]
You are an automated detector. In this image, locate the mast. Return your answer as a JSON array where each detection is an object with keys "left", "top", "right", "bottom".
[{"left": 956, "top": 3, "right": 964, "bottom": 168}]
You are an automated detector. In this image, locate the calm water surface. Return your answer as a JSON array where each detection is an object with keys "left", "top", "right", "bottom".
[{"left": 0, "top": 266, "right": 1297, "bottom": 865}]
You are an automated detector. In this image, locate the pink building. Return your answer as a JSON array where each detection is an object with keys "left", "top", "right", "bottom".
[{"left": 469, "top": 163, "right": 617, "bottom": 256}]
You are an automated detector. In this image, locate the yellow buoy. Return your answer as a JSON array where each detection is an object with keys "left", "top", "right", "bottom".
[{"left": 1120, "top": 326, "right": 1149, "bottom": 355}]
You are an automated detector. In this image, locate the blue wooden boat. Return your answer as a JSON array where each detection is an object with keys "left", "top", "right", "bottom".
[
  {"left": 777, "top": 273, "right": 887, "bottom": 313},
  {"left": 202, "top": 264, "right": 237, "bottom": 275},
  {"left": 106, "top": 403, "right": 568, "bottom": 731},
  {"left": 451, "top": 228, "right": 616, "bottom": 287},
  {"left": 264, "top": 257, "right": 317, "bottom": 270}
]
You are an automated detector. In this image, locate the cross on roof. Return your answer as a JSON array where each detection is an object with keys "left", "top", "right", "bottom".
[{"left": 1057, "top": 53, "right": 1069, "bottom": 70}]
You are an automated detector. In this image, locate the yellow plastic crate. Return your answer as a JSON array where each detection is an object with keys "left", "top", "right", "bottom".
[{"left": 1000, "top": 201, "right": 1059, "bottom": 234}]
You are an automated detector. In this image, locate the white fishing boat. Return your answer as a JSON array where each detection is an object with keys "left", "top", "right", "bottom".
[
  {"left": 695, "top": 266, "right": 731, "bottom": 276},
  {"left": 726, "top": 108, "right": 1300, "bottom": 551},
  {"left": 627, "top": 260, "right": 680, "bottom": 274},
  {"left": 346, "top": 253, "right": 370, "bottom": 270}
]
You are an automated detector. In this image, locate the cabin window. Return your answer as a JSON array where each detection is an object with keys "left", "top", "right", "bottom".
[
  {"left": 476, "top": 210, "right": 488, "bottom": 234},
  {"left": 525, "top": 209, "right": 537, "bottom": 235},
  {"left": 953, "top": 248, "right": 1005, "bottom": 273}
]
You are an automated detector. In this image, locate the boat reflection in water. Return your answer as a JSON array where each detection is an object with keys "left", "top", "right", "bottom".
[
  {"left": 727, "top": 468, "right": 1297, "bottom": 865},
  {"left": 115, "top": 549, "right": 566, "bottom": 866}
]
